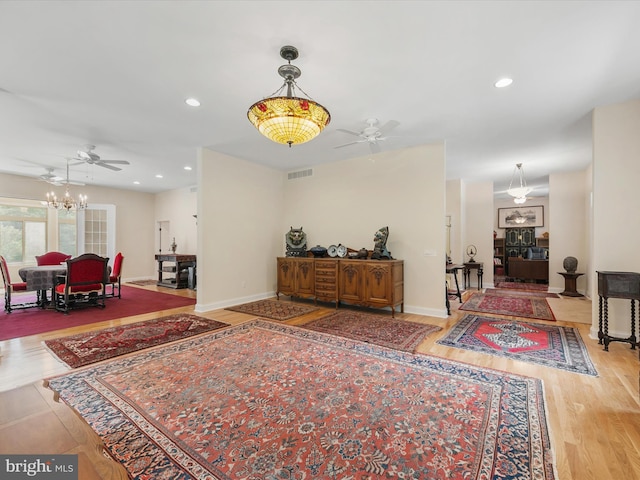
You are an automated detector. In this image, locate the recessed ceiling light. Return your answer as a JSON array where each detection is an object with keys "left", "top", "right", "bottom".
[
  {"left": 184, "top": 166, "right": 192, "bottom": 171},
  {"left": 133, "top": 181, "right": 140, "bottom": 185},
  {"left": 185, "top": 98, "right": 201, "bottom": 107},
  {"left": 155, "top": 174, "right": 163, "bottom": 179},
  {"left": 494, "top": 78, "right": 513, "bottom": 88}
]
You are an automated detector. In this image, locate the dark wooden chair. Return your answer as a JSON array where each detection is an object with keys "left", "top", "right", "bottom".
[
  {"left": 36, "top": 251, "right": 72, "bottom": 266},
  {"left": 1, "top": 255, "right": 37, "bottom": 313},
  {"left": 106, "top": 252, "right": 124, "bottom": 299},
  {"left": 54, "top": 253, "right": 109, "bottom": 314}
]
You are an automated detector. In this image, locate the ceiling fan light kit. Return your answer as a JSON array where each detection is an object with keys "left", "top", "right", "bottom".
[{"left": 247, "top": 46, "right": 331, "bottom": 147}]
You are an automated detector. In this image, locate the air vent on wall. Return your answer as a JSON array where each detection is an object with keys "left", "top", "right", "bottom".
[{"left": 288, "top": 168, "right": 313, "bottom": 180}]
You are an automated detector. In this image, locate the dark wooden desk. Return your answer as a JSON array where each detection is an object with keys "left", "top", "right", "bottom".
[
  {"left": 597, "top": 271, "right": 640, "bottom": 351},
  {"left": 463, "top": 262, "right": 483, "bottom": 290},
  {"left": 508, "top": 258, "right": 549, "bottom": 281},
  {"left": 155, "top": 254, "right": 196, "bottom": 289},
  {"left": 558, "top": 272, "right": 584, "bottom": 297},
  {"left": 446, "top": 264, "right": 464, "bottom": 315}
]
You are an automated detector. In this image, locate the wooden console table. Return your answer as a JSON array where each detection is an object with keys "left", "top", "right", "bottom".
[
  {"left": 155, "top": 254, "right": 196, "bottom": 289},
  {"left": 597, "top": 271, "right": 640, "bottom": 351}
]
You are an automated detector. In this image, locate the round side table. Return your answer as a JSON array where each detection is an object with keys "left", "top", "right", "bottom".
[{"left": 558, "top": 272, "right": 584, "bottom": 297}]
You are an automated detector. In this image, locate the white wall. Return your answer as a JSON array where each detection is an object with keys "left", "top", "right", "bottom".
[
  {"left": 446, "top": 179, "right": 463, "bottom": 264},
  {"left": 282, "top": 144, "right": 447, "bottom": 316},
  {"left": 548, "top": 170, "right": 589, "bottom": 295},
  {"left": 592, "top": 99, "right": 640, "bottom": 339},
  {"left": 463, "top": 181, "right": 494, "bottom": 288},
  {"left": 196, "top": 148, "right": 284, "bottom": 311},
  {"left": 493, "top": 196, "right": 550, "bottom": 239},
  {"left": 155, "top": 186, "right": 198, "bottom": 255},
  {"left": 0, "top": 172, "right": 156, "bottom": 281}
]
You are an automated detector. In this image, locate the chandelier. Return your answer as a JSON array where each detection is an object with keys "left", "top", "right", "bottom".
[
  {"left": 507, "top": 163, "right": 532, "bottom": 204},
  {"left": 247, "top": 45, "right": 331, "bottom": 147},
  {"left": 46, "top": 161, "right": 87, "bottom": 212}
]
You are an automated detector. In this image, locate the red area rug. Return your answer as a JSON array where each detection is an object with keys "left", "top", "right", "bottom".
[
  {"left": 301, "top": 310, "right": 441, "bottom": 352},
  {"left": 0, "top": 286, "right": 196, "bottom": 340},
  {"left": 45, "top": 320, "right": 556, "bottom": 479},
  {"left": 226, "top": 298, "right": 317, "bottom": 320},
  {"left": 497, "top": 282, "right": 549, "bottom": 291},
  {"left": 460, "top": 292, "right": 556, "bottom": 321},
  {"left": 44, "top": 313, "right": 228, "bottom": 368},
  {"left": 437, "top": 314, "right": 597, "bottom": 376}
]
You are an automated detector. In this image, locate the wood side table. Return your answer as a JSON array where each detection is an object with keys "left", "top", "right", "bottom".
[
  {"left": 463, "top": 262, "right": 483, "bottom": 290},
  {"left": 558, "top": 272, "right": 584, "bottom": 297}
]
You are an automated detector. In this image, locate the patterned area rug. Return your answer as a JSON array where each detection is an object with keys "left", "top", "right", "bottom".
[
  {"left": 44, "top": 313, "right": 228, "bottom": 368},
  {"left": 460, "top": 292, "right": 556, "bottom": 321},
  {"left": 497, "top": 282, "right": 549, "bottom": 291},
  {"left": 485, "top": 288, "right": 560, "bottom": 299},
  {"left": 438, "top": 314, "right": 598, "bottom": 376},
  {"left": 45, "top": 320, "right": 556, "bottom": 479},
  {"left": 301, "top": 310, "right": 441, "bottom": 352},
  {"left": 226, "top": 298, "right": 318, "bottom": 320}
]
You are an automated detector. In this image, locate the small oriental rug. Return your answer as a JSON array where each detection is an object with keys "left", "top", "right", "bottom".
[
  {"left": 226, "top": 298, "right": 317, "bottom": 320},
  {"left": 301, "top": 310, "right": 441, "bottom": 352},
  {"left": 497, "top": 281, "right": 549, "bottom": 292},
  {"left": 485, "top": 288, "right": 560, "bottom": 299},
  {"left": 44, "top": 313, "right": 228, "bottom": 368},
  {"left": 126, "top": 279, "right": 158, "bottom": 286},
  {"left": 460, "top": 292, "right": 556, "bottom": 321},
  {"left": 438, "top": 314, "right": 598, "bottom": 376},
  {"left": 45, "top": 320, "right": 556, "bottom": 479}
]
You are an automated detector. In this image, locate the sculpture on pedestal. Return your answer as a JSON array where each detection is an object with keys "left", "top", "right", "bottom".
[
  {"left": 285, "top": 226, "right": 307, "bottom": 257},
  {"left": 371, "top": 226, "right": 393, "bottom": 260}
]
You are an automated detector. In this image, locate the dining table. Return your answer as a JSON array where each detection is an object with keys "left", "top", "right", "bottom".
[{"left": 18, "top": 265, "right": 67, "bottom": 308}]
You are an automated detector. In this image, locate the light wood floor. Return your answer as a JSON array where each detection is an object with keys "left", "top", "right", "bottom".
[{"left": 1, "top": 285, "right": 639, "bottom": 479}]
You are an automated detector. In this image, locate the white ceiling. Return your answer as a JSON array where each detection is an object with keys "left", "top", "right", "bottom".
[{"left": 1, "top": 1, "right": 639, "bottom": 196}]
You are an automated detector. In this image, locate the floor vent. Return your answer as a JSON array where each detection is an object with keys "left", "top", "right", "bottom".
[{"left": 288, "top": 168, "right": 313, "bottom": 180}]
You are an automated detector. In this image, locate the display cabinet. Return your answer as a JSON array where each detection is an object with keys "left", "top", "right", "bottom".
[
  {"left": 155, "top": 254, "right": 196, "bottom": 289},
  {"left": 276, "top": 257, "right": 315, "bottom": 300}
]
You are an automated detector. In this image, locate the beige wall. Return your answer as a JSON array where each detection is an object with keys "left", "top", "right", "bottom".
[
  {"left": 196, "top": 148, "right": 284, "bottom": 311},
  {"left": 0, "top": 172, "right": 156, "bottom": 281},
  {"left": 462, "top": 181, "right": 494, "bottom": 288},
  {"left": 155, "top": 186, "right": 198, "bottom": 255},
  {"left": 446, "top": 179, "right": 463, "bottom": 264},
  {"left": 592, "top": 99, "right": 640, "bottom": 339},
  {"left": 548, "top": 169, "right": 589, "bottom": 295}
]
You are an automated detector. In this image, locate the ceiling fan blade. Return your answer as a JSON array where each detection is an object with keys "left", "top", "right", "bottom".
[
  {"left": 99, "top": 160, "right": 130, "bottom": 165},
  {"left": 379, "top": 120, "right": 400, "bottom": 134},
  {"left": 95, "top": 162, "right": 122, "bottom": 171},
  {"left": 336, "top": 128, "right": 363, "bottom": 137},
  {"left": 334, "top": 140, "right": 367, "bottom": 149}
]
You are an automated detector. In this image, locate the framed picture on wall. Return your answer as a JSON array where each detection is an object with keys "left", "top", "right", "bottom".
[{"left": 498, "top": 205, "right": 544, "bottom": 228}]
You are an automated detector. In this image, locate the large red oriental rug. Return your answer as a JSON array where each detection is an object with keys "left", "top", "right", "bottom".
[
  {"left": 45, "top": 320, "right": 556, "bottom": 479},
  {"left": 0, "top": 286, "right": 196, "bottom": 341},
  {"left": 301, "top": 310, "right": 441, "bottom": 352},
  {"left": 460, "top": 292, "right": 556, "bottom": 321},
  {"left": 438, "top": 314, "right": 598, "bottom": 376},
  {"left": 44, "top": 313, "right": 228, "bottom": 368}
]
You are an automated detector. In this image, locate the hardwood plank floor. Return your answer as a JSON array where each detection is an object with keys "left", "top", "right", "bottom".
[{"left": 1, "top": 285, "right": 639, "bottom": 479}]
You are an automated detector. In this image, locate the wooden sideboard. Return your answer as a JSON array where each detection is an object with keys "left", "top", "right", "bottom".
[
  {"left": 155, "top": 254, "right": 196, "bottom": 289},
  {"left": 276, "top": 257, "right": 404, "bottom": 316},
  {"left": 507, "top": 258, "right": 548, "bottom": 281}
]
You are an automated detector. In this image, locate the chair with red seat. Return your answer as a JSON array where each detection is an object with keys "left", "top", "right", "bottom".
[
  {"left": 106, "top": 252, "right": 124, "bottom": 299},
  {"left": 35, "top": 251, "right": 72, "bottom": 266},
  {"left": 54, "top": 253, "right": 109, "bottom": 314},
  {"left": 1, "top": 255, "right": 37, "bottom": 313}
]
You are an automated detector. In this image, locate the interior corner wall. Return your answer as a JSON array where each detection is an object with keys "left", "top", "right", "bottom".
[
  {"left": 548, "top": 170, "right": 589, "bottom": 295},
  {"left": 282, "top": 144, "right": 447, "bottom": 317},
  {"left": 462, "top": 181, "right": 494, "bottom": 287},
  {"left": 196, "top": 148, "right": 284, "bottom": 311},
  {"left": 592, "top": 99, "right": 640, "bottom": 338},
  {"left": 446, "top": 179, "right": 463, "bottom": 264},
  {"left": 155, "top": 186, "right": 198, "bottom": 254}
]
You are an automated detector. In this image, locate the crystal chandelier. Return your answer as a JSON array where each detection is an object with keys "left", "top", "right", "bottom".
[
  {"left": 247, "top": 46, "right": 331, "bottom": 147},
  {"left": 46, "top": 161, "right": 87, "bottom": 212},
  {"left": 507, "top": 163, "right": 532, "bottom": 204}
]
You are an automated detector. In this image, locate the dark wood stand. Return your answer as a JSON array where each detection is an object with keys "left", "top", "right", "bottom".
[
  {"left": 446, "top": 264, "right": 464, "bottom": 315},
  {"left": 558, "top": 272, "right": 584, "bottom": 297},
  {"left": 597, "top": 271, "right": 640, "bottom": 351},
  {"left": 463, "top": 262, "right": 483, "bottom": 290},
  {"left": 156, "top": 254, "right": 196, "bottom": 289}
]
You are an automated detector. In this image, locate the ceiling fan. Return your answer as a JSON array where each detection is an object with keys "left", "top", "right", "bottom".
[
  {"left": 334, "top": 118, "right": 401, "bottom": 154},
  {"left": 71, "top": 144, "right": 130, "bottom": 171},
  {"left": 40, "top": 163, "right": 85, "bottom": 186}
]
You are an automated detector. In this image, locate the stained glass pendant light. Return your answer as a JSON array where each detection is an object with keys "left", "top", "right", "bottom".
[{"left": 247, "top": 46, "right": 331, "bottom": 147}]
